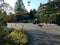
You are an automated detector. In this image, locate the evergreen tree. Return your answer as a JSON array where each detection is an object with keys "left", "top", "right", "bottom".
[
  {"left": 29, "top": 10, "right": 35, "bottom": 20},
  {"left": 15, "top": 0, "right": 27, "bottom": 22},
  {"left": 15, "top": 0, "right": 25, "bottom": 14}
]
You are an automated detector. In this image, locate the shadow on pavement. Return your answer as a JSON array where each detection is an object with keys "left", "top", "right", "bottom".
[{"left": 28, "top": 30, "right": 60, "bottom": 45}]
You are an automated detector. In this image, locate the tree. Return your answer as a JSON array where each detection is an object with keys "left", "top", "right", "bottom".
[
  {"left": 39, "top": 0, "right": 60, "bottom": 24},
  {"left": 56, "top": 14, "right": 60, "bottom": 25},
  {"left": 53, "top": 0, "right": 60, "bottom": 2},
  {"left": 0, "top": 27, "right": 9, "bottom": 45},
  {"left": 4, "top": 14, "right": 16, "bottom": 22},
  {"left": 48, "top": 0, "right": 51, "bottom": 2},
  {"left": 0, "top": 9, "right": 9, "bottom": 45},
  {"left": 15, "top": 0, "right": 27, "bottom": 22},
  {"left": 15, "top": 0, "right": 25, "bottom": 13},
  {"left": 33, "top": 9, "right": 36, "bottom": 14},
  {"left": 33, "top": 9, "right": 37, "bottom": 18},
  {"left": 0, "top": 3, "right": 13, "bottom": 13},
  {"left": 0, "top": 11, "right": 7, "bottom": 26},
  {"left": 29, "top": 10, "right": 34, "bottom": 20}
]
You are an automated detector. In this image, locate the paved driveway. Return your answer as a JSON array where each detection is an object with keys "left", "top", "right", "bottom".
[{"left": 7, "top": 23, "right": 60, "bottom": 45}]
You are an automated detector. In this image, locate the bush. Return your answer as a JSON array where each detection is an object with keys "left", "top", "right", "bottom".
[
  {"left": 0, "top": 27, "right": 9, "bottom": 45},
  {"left": 5, "top": 30, "right": 28, "bottom": 45}
]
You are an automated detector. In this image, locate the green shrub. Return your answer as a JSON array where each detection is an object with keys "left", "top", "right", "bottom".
[
  {"left": 5, "top": 30, "right": 28, "bottom": 45},
  {"left": 0, "top": 28, "right": 9, "bottom": 45}
]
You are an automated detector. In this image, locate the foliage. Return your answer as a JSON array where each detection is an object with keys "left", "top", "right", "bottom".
[
  {"left": 15, "top": 0, "right": 27, "bottom": 22},
  {"left": 15, "top": 0, "right": 26, "bottom": 14},
  {"left": 29, "top": 10, "right": 35, "bottom": 20},
  {"left": 5, "top": 30, "right": 29, "bottom": 45},
  {"left": 0, "top": 29, "right": 9, "bottom": 45},
  {"left": 0, "top": 11, "right": 7, "bottom": 26},
  {"left": 4, "top": 14, "right": 16, "bottom": 22},
  {"left": 0, "top": 11, "right": 29, "bottom": 45},
  {"left": 56, "top": 14, "right": 60, "bottom": 25},
  {"left": 0, "top": 3, "right": 12, "bottom": 13},
  {"left": 33, "top": 9, "right": 36, "bottom": 14},
  {"left": 39, "top": 0, "right": 60, "bottom": 24},
  {"left": 0, "top": 2, "right": 29, "bottom": 45},
  {"left": 0, "top": 2, "right": 15, "bottom": 23},
  {"left": 0, "top": 10, "right": 9, "bottom": 45},
  {"left": 15, "top": 0, "right": 25, "bottom": 12},
  {"left": 0, "top": 17, "right": 7, "bottom": 26}
]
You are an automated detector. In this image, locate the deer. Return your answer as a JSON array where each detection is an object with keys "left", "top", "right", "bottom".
[{"left": 38, "top": 23, "right": 43, "bottom": 29}]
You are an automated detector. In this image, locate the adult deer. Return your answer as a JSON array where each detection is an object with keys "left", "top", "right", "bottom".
[
  {"left": 38, "top": 23, "right": 43, "bottom": 29},
  {"left": 38, "top": 23, "right": 43, "bottom": 27}
]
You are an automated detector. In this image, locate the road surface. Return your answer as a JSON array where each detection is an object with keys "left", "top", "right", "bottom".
[{"left": 7, "top": 23, "right": 60, "bottom": 45}]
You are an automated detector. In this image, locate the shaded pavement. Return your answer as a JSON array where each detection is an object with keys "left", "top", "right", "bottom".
[{"left": 28, "top": 29, "right": 60, "bottom": 45}]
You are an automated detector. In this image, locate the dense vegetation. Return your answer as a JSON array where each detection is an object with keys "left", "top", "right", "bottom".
[
  {"left": 39, "top": 0, "right": 60, "bottom": 25},
  {"left": 5, "top": 30, "right": 29, "bottom": 45},
  {"left": 0, "top": 10, "right": 29, "bottom": 45},
  {"left": 0, "top": 3, "right": 29, "bottom": 44},
  {"left": 14, "top": 0, "right": 28, "bottom": 22},
  {"left": 0, "top": 28, "right": 29, "bottom": 45}
]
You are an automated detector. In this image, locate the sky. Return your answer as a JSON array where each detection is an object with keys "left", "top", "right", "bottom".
[{"left": 5, "top": 0, "right": 48, "bottom": 12}]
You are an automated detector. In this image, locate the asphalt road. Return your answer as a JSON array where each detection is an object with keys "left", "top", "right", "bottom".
[
  {"left": 7, "top": 23, "right": 60, "bottom": 45},
  {"left": 28, "top": 29, "right": 60, "bottom": 45}
]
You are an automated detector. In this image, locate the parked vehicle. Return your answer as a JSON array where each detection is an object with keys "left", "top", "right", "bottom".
[
  {"left": 33, "top": 19, "right": 40, "bottom": 24},
  {"left": 21, "top": 20, "right": 33, "bottom": 23}
]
